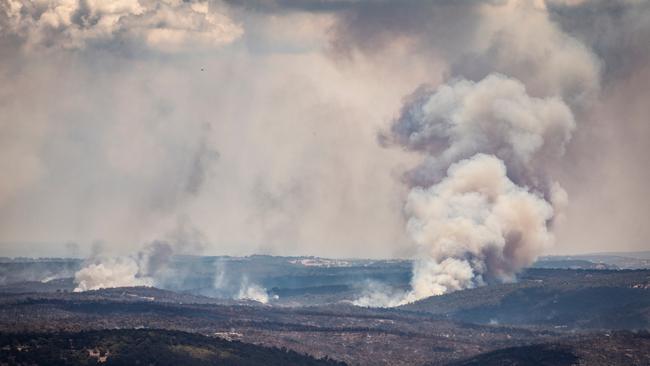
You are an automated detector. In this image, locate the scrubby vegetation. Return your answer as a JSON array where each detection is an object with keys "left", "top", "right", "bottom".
[
  {"left": 1, "top": 261, "right": 648, "bottom": 365},
  {"left": 445, "top": 331, "right": 650, "bottom": 366},
  {"left": 401, "top": 269, "right": 650, "bottom": 330},
  {"left": 0, "top": 329, "right": 345, "bottom": 365}
]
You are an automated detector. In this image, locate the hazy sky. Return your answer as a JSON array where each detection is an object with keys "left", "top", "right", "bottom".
[{"left": 0, "top": 0, "right": 648, "bottom": 258}]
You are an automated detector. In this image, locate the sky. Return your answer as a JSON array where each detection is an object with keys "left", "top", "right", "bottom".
[{"left": 0, "top": 0, "right": 648, "bottom": 258}]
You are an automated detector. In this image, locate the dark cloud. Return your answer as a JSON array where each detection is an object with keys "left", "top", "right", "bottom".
[
  {"left": 329, "top": 1, "right": 484, "bottom": 59},
  {"left": 547, "top": 0, "right": 650, "bottom": 83},
  {"left": 224, "top": 0, "right": 362, "bottom": 13}
]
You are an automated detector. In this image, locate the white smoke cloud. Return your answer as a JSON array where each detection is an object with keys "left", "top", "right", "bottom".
[
  {"left": 404, "top": 154, "right": 554, "bottom": 301},
  {"left": 74, "top": 248, "right": 275, "bottom": 304},
  {"left": 1, "top": 0, "right": 243, "bottom": 51},
  {"left": 74, "top": 234, "right": 274, "bottom": 304},
  {"left": 74, "top": 256, "right": 152, "bottom": 291},
  {"left": 329, "top": 1, "right": 610, "bottom": 282},
  {"left": 73, "top": 227, "right": 193, "bottom": 292},
  {"left": 352, "top": 280, "right": 407, "bottom": 308},
  {"left": 236, "top": 278, "right": 270, "bottom": 304}
]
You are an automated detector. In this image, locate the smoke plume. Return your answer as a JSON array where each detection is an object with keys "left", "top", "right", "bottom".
[
  {"left": 74, "top": 218, "right": 202, "bottom": 291},
  {"left": 363, "top": 0, "right": 603, "bottom": 305},
  {"left": 236, "top": 276, "right": 271, "bottom": 304},
  {"left": 74, "top": 257, "right": 152, "bottom": 291},
  {"left": 371, "top": 73, "right": 578, "bottom": 305}
]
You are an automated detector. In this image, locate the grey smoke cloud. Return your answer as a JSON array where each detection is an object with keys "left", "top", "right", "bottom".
[
  {"left": 540, "top": 0, "right": 650, "bottom": 254},
  {"left": 74, "top": 256, "right": 152, "bottom": 291},
  {"left": 381, "top": 74, "right": 575, "bottom": 192},
  {"left": 330, "top": 0, "right": 601, "bottom": 104}
]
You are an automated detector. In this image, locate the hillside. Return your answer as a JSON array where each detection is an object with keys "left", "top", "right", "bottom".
[
  {"left": 400, "top": 269, "right": 650, "bottom": 329},
  {"left": 0, "top": 329, "right": 345, "bottom": 366},
  {"left": 2, "top": 265, "right": 649, "bottom": 365},
  {"left": 444, "top": 331, "right": 650, "bottom": 366}
]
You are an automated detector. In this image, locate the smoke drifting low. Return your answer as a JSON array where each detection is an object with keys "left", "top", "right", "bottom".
[
  {"left": 74, "top": 257, "right": 152, "bottom": 291},
  {"left": 74, "top": 237, "right": 273, "bottom": 303},
  {"left": 74, "top": 229, "right": 185, "bottom": 292}
]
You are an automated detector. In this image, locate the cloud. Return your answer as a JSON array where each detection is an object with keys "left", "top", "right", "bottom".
[{"left": 0, "top": 0, "right": 243, "bottom": 51}]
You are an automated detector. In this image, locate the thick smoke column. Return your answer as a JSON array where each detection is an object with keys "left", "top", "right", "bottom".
[
  {"left": 406, "top": 154, "right": 554, "bottom": 299},
  {"left": 379, "top": 73, "right": 577, "bottom": 304}
]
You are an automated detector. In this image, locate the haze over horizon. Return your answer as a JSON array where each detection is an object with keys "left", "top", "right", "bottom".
[
  {"left": 1, "top": 0, "right": 649, "bottom": 263},
  {"left": 2, "top": 241, "right": 649, "bottom": 260}
]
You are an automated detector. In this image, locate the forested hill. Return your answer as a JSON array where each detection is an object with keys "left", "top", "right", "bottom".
[{"left": 0, "top": 329, "right": 346, "bottom": 366}]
